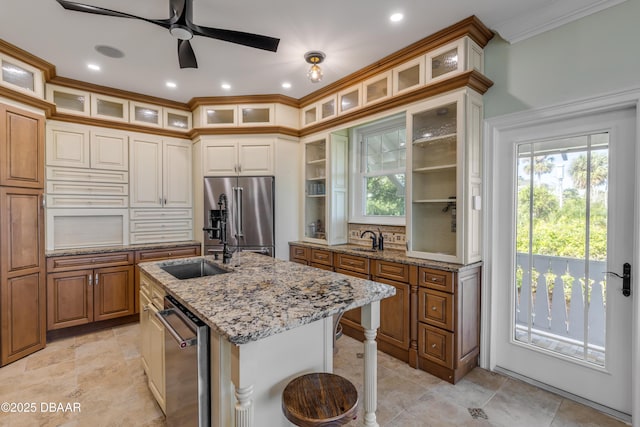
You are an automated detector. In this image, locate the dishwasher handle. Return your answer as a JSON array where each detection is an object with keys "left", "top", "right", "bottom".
[{"left": 155, "top": 308, "right": 198, "bottom": 348}]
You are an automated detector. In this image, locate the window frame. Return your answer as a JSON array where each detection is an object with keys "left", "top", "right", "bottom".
[{"left": 349, "top": 113, "right": 406, "bottom": 225}]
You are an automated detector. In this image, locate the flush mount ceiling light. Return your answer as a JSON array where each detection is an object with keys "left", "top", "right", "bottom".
[{"left": 304, "top": 51, "right": 325, "bottom": 83}]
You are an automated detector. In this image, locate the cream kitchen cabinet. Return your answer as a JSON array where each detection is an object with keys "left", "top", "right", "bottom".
[
  {"left": 406, "top": 88, "right": 483, "bottom": 264},
  {"left": 202, "top": 137, "right": 274, "bottom": 176},
  {"left": 139, "top": 271, "right": 166, "bottom": 413},
  {"left": 46, "top": 123, "right": 128, "bottom": 171},
  {"left": 129, "top": 136, "right": 192, "bottom": 244},
  {"left": 301, "top": 133, "right": 348, "bottom": 245},
  {"left": 129, "top": 135, "right": 192, "bottom": 208}
]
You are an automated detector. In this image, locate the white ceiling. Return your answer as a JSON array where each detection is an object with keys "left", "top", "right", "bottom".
[{"left": 0, "top": 0, "right": 624, "bottom": 103}]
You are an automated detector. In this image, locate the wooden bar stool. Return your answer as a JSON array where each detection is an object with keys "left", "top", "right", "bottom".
[{"left": 282, "top": 372, "right": 358, "bottom": 427}]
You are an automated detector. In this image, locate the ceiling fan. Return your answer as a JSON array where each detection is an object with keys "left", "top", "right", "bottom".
[{"left": 55, "top": 0, "right": 280, "bottom": 69}]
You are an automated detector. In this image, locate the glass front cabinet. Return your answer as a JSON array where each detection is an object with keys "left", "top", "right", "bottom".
[
  {"left": 406, "top": 88, "right": 482, "bottom": 264},
  {"left": 302, "top": 134, "right": 348, "bottom": 245}
]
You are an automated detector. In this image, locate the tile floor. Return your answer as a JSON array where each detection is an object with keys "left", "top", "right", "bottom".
[{"left": 0, "top": 322, "right": 629, "bottom": 427}]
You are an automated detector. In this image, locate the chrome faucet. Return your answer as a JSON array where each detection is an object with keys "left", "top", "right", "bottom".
[
  {"left": 377, "top": 228, "right": 384, "bottom": 251},
  {"left": 360, "top": 230, "right": 377, "bottom": 250},
  {"left": 203, "top": 193, "right": 234, "bottom": 264}
]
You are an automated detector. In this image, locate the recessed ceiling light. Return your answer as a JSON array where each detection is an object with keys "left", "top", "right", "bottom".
[
  {"left": 390, "top": 12, "right": 404, "bottom": 22},
  {"left": 221, "top": 83, "right": 231, "bottom": 90},
  {"left": 87, "top": 63, "right": 101, "bottom": 71},
  {"left": 282, "top": 82, "right": 292, "bottom": 89},
  {"left": 166, "top": 81, "right": 177, "bottom": 88}
]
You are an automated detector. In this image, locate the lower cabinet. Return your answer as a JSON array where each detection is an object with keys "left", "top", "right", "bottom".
[
  {"left": 139, "top": 271, "right": 166, "bottom": 413},
  {"left": 417, "top": 266, "right": 481, "bottom": 384},
  {"left": 46, "top": 252, "right": 135, "bottom": 330}
]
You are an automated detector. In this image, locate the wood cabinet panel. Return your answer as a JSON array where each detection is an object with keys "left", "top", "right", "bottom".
[
  {"left": 47, "top": 269, "right": 93, "bottom": 330},
  {"left": 135, "top": 246, "right": 200, "bottom": 263},
  {"left": 418, "top": 288, "right": 454, "bottom": 331},
  {"left": 419, "top": 267, "right": 453, "bottom": 293},
  {"left": 0, "top": 105, "right": 44, "bottom": 188},
  {"left": 333, "top": 253, "right": 369, "bottom": 275},
  {"left": 373, "top": 277, "right": 410, "bottom": 350},
  {"left": 1, "top": 272, "right": 46, "bottom": 365},
  {"left": 93, "top": 266, "right": 134, "bottom": 321},
  {"left": 418, "top": 323, "right": 453, "bottom": 368},
  {"left": 1, "top": 188, "right": 44, "bottom": 273},
  {"left": 289, "top": 245, "right": 309, "bottom": 264},
  {"left": 310, "top": 249, "right": 332, "bottom": 266},
  {"left": 373, "top": 260, "right": 410, "bottom": 282},
  {"left": 47, "top": 252, "right": 133, "bottom": 272}
]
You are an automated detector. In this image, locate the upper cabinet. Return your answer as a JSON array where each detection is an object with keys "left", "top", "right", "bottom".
[
  {"left": 130, "top": 101, "right": 163, "bottom": 128},
  {"left": 0, "top": 104, "right": 45, "bottom": 188},
  {"left": 46, "top": 123, "right": 128, "bottom": 171},
  {"left": 406, "top": 88, "right": 482, "bottom": 264},
  {"left": 0, "top": 53, "right": 44, "bottom": 98},
  {"left": 302, "top": 133, "right": 348, "bottom": 245},
  {"left": 91, "top": 93, "right": 129, "bottom": 122},
  {"left": 129, "top": 135, "right": 192, "bottom": 208},
  {"left": 46, "top": 84, "right": 90, "bottom": 116},
  {"left": 202, "top": 137, "right": 274, "bottom": 176},
  {"left": 194, "top": 104, "right": 274, "bottom": 128}
]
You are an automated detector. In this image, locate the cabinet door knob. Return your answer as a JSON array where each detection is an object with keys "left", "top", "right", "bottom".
[
  {"left": 432, "top": 306, "right": 437, "bottom": 311},
  {"left": 431, "top": 343, "right": 437, "bottom": 348},
  {"left": 143, "top": 305, "right": 150, "bottom": 312}
]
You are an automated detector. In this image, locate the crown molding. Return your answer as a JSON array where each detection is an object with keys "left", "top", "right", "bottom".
[
  {"left": 0, "top": 86, "right": 56, "bottom": 117},
  {"left": 189, "top": 126, "right": 299, "bottom": 139},
  {"left": 48, "top": 76, "right": 190, "bottom": 111},
  {"left": 0, "top": 39, "right": 56, "bottom": 81},
  {"left": 493, "top": 0, "right": 627, "bottom": 44},
  {"left": 50, "top": 112, "right": 190, "bottom": 138},
  {"left": 189, "top": 94, "right": 299, "bottom": 109}
]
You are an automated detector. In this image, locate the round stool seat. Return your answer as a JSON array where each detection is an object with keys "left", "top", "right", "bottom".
[{"left": 282, "top": 372, "right": 358, "bottom": 427}]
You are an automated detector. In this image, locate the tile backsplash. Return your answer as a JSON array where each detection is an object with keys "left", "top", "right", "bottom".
[{"left": 348, "top": 224, "right": 406, "bottom": 251}]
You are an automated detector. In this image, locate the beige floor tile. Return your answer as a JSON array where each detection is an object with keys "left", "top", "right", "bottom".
[{"left": 550, "top": 399, "right": 629, "bottom": 427}]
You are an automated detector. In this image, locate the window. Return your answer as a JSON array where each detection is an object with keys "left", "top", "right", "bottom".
[{"left": 350, "top": 114, "right": 406, "bottom": 224}]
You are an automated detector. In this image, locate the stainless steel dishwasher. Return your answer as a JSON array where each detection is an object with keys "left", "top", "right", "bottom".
[{"left": 156, "top": 295, "right": 210, "bottom": 427}]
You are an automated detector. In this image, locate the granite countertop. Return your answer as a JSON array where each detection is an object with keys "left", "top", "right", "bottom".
[
  {"left": 289, "top": 241, "right": 481, "bottom": 272},
  {"left": 45, "top": 241, "right": 202, "bottom": 257},
  {"left": 138, "top": 252, "right": 396, "bottom": 345}
]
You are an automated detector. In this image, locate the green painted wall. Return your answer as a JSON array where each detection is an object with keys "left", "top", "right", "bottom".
[{"left": 484, "top": 0, "right": 640, "bottom": 118}]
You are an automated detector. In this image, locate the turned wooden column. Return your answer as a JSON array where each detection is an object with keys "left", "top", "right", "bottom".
[{"left": 361, "top": 301, "right": 380, "bottom": 427}]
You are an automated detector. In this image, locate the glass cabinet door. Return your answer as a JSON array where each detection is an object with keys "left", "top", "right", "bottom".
[
  {"left": 409, "top": 100, "right": 459, "bottom": 259},
  {"left": 304, "top": 139, "right": 327, "bottom": 241}
]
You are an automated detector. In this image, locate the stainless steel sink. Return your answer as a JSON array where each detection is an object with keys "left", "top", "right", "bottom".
[{"left": 161, "top": 260, "right": 230, "bottom": 280}]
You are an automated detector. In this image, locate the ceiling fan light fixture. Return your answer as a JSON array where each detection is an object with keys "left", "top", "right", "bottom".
[
  {"left": 170, "top": 24, "right": 193, "bottom": 40},
  {"left": 304, "top": 51, "right": 325, "bottom": 83}
]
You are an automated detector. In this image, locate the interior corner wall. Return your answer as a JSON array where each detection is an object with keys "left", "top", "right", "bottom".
[{"left": 483, "top": 0, "right": 640, "bottom": 118}]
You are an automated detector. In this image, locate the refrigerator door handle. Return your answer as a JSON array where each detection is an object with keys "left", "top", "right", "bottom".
[{"left": 236, "top": 186, "right": 244, "bottom": 238}]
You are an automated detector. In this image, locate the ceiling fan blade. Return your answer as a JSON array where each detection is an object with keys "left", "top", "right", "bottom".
[
  {"left": 56, "top": 0, "right": 174, "bottom": 29},
  {"left": 177, "top": 39, "right": 198, "bottom": 69},
  {"left": 188, "top": 23, "right": 280, "bottom": 52}
]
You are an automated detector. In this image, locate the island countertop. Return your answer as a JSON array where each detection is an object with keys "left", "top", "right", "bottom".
[{"left": 138, "top": 252, "right": 396, "bottom": 345}]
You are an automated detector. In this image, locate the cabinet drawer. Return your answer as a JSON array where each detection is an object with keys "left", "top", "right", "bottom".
[
  {"left": 419, "top": 288, "right": 454, "bottom": 331},
  {"left": 334, "top": 268, "right": 369, "bottom": 280},
  {"left": 46, "top": 180, "right": 128, "bottom": 196},
  {"left": 289, "top": 245, "right": 309, "bottom": 263},
  {"left": 130, "top": 230, "right": 193, "bottom": 245},
  {"left": 46, "top": 194, "right": 129, "bottom": 208},
  {"left": 333, "top": 253, "right": 369, "bottom": 275},
  {"left": 46, "top": 166, "right": 128, "bottom": 184},
  {"left": 130, "top": 208, "right": 192, "bottom": 221},
  {"left": 373, "top": 260, "right": 409, "bottom": 282},
  {"left": 135, "top": 246, "right": 200, "bottom": 263},
  {"left": 418, "top": 323, "right": 453, "bottom": 368},
  {"left": 150, "top": 282, "right": 165, "bottom": 310},
  {"left": 310, "top": 249, "right": 332, "bottom": 266},
  {"left": 419, "top": 267, "right": 454, "bottom": 293},
  {"left": 130, "top": 219, "right": 193, "bottom": 233},
  {"left": 47, "top": 251, "right": 133, "bottom": 272},
  {"left": 310, "top": 262, "right": 333, "bottom": 271}
]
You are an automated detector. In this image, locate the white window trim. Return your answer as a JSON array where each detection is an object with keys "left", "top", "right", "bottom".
[{"left": 349, "top": 113, "right": 406, "bottom": 226}]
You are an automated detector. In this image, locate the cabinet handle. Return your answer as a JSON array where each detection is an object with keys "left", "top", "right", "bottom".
[
  {"left": 431, "top": 343, "right": 437, "bottom": 348},
  {"left": 432, "top": 306, "right": 437, "bottom": 311},
  {"left": 164, "top": 198, "right": 167, "bottom": 205},
  {"left": 41, "top": 194, "right": 46, "bottom": 208},
  {"left": 95, "top": 273, "right": 99, "bottom": 285},
  {"left": 143, "top": 305, "right": 150, "bottom": 312},
  {"left": 88, "top": 274, "right": 93, "bottom": 286},
  {"left": 159, "top": 197, "right": 162, "bottom": 205}
]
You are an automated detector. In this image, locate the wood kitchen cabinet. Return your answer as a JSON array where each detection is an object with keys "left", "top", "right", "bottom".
[
  {"left": 417, "top": 265, "right": 480, "bottom": 384},
  {"left": 46, "top": 252, "right": 135, "bottom": 330},
  {"left": 0, "top": 103, "right": 46, "bottom": 366}
]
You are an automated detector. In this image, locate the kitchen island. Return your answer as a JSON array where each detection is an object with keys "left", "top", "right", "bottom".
[{"left": 138, "top": 252, "right": 396, "bottom": 427}]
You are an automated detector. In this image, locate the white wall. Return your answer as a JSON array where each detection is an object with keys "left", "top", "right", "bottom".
[{"left": 483, "top": 0, "right": 640, "bottom": 118}]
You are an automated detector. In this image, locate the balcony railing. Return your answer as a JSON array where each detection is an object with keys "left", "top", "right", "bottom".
[{"left": 515, "top": 253, "right": 606, "bottom": 356}]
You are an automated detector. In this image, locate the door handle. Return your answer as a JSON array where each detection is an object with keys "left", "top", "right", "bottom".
[
  {"left": 607, "top": 263, "right": 631, "bottom": 297},
  {"left": 95, "top": 273, "right": 99, "bottom": 286},
  {"left": 88, "top": 274, "right": 93, "bottom": 286},
  {"left": 237, "top": 186, "right": 244, "bottom": 237}
]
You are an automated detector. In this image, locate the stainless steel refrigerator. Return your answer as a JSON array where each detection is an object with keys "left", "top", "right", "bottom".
[{"left": 203, "top": 176, "right": 275, "bottom": 257}]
